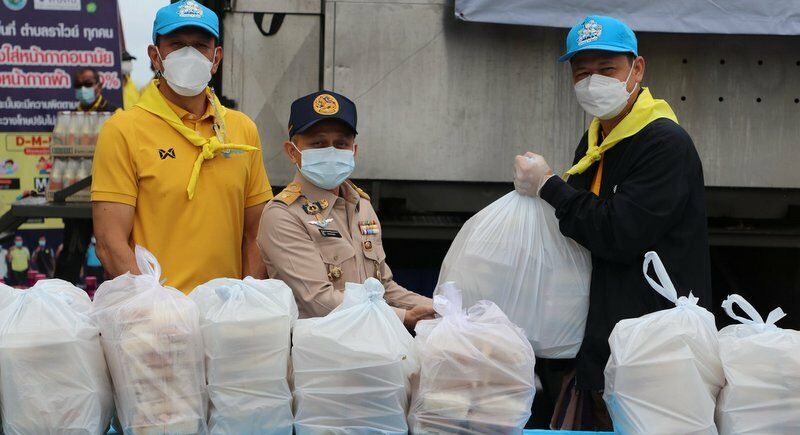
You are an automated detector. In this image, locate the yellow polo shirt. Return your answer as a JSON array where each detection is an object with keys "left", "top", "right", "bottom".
[{"left": 91, "top": 82, "right": 272, "bottom": 293}]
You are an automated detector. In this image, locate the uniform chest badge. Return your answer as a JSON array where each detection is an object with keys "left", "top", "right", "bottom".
[
  {"left": 319, "top": 229, "right": 341, "bottom": 238},
  {"left": 308, "top": 218, "right": 333, "bottom": 229},
  {"left": 359, "top": 220, "right": 379, "bottom": 236},
  {"left": 302, "top": 199, "right": 329, "bottom": 215},
  {"left": 328, "top": 265, "right": 343, "bottom": 281}
]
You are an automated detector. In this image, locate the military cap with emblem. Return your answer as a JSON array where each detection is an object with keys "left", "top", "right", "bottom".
[{"left": 288, "top": 90, "right": 358, "bottom": 138}]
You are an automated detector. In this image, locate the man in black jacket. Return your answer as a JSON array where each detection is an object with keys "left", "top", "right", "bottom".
[{"left": 514, "top": 15, "right": 711, "bottom": 429}]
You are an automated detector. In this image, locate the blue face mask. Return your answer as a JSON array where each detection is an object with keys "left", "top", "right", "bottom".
[
  {"left": 293, "top": 143, "right": 355, "bottom": 190},
  {"left": 75, "top": 86, "right": 96, "bottom": 106}
]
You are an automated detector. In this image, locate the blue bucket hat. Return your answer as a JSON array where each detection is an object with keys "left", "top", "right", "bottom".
[
  {"left": 559, "top": 15, "right": 637, "bottom": 62},
  {"left": 152, "top": 0, "right": 219, "bottom": 43}
]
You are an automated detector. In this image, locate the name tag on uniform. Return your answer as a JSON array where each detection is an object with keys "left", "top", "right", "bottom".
[{"left": 319, "top": 229, "right": 342, "bottom": 238}]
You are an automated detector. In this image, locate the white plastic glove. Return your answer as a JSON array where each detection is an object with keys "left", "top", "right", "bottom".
[{"left": 513, "top": 152, "right": 554, "bottom": 197}]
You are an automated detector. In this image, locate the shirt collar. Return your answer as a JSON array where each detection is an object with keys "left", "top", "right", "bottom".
[
  {"left": 292, "top": 173, "right": 360, "bottom": 217},
  {"left": 159, "top": 85, "right": 214, "bottom": 122}
]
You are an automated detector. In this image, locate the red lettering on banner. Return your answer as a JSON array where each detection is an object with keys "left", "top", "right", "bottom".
[
  {"left": 24, "top": 147, "right": 51, "bottom": 155},
  {"left": 98, "top": 71, "right": 121, "bottom": 90},
  {"left": 13, "top": 135, "right": 52, "bottom": 148},
  {"left": 0, "top": 68, "right": 71, "bottom": 89},
  {"left": 0, "top": 43, "right": 115, "bottom": 67}
]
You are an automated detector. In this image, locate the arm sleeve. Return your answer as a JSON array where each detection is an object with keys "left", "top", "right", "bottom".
[
  {"left": 91, "top": 118, "right": 138, "bottom": 206},
  {"left": 244, "top": 122, "right": 273, "bottom": 207},
  {"left": 257, "top": 205, "right": 344, "bottom": 317},
  {"left": 540, "top": 132, "right": 691, "bottom": 264},
  {"left": 381, "top": 262, "right": 432, "bottom": 310}
]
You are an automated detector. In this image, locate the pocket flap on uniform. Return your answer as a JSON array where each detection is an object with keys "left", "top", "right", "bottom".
[
  {"left": 361, "top": 238, "right": 386, "bottom": 263},
  {"left": 318, "top": 241, "right": 356, "bottom": 266}
]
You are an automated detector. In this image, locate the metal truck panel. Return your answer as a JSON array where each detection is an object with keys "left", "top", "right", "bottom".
[
  {"left": 222, "top": 11, "right": 321, "bottom": 185},
  {"left": 224, "top": 1, "right": 800, "bottom": 188}
]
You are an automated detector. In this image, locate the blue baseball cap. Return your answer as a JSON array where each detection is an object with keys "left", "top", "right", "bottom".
[
  {"left": 289, "top": 91, "right": 358, "bottom": 138},
  {"left": 559, "top": 15, "right": 637, "bottom": 62},
  {"left": 152, "top": 0, "right": 219, "bottom": 43}
]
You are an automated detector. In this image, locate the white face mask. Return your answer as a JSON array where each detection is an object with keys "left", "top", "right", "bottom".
[
  {"left": 121, "top": 60, "right": 133, "bottom": 76},
  {"left": 574, "top": 60, "right": 638, "bottom": 120},
  {"left": 157, "top": 46, "right": 216, "bottom": 97},
  {"left": 292, "top": 142, "right": 355, "bottom": 190}
]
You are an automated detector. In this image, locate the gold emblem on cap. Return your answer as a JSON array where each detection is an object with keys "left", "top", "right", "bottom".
[{"left": 313, "top": 94, "right": 339, "bottom": 115}]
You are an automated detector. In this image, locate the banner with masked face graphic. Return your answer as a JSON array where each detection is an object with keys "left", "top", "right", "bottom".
[
  {"left": 0, "top": 0, "right": 123, "bottom": 132},
  {"left": 0, "top": 0, "right": 122, "bottom": 230}
]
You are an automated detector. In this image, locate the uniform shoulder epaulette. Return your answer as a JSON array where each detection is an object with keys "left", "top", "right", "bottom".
[
  {"left": 272, "top": 182, "right": 302, "bottom": 205},
  {"left": 348, "top": 181, "right": 370, "bottom": 200}
]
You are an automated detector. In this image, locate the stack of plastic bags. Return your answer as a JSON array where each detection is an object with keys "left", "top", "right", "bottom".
[
  {"left": 715, "top": 294, "right": 800, "bottom": 434},
  {"left": 437, "top": 191, "right": 591, "bottom": 358},
  {"left": 292, "top": 278, "right": 417, "bottom": 434},
  {"left": 190, "top": 277, "right": 298, "bottom": 434},
  {"left": 92, "top": 246, "right": 208, "bottom": 434},
  {"left": 604, "top": 251, "right": 724, "bottom": 435},
  {"left": 0, "top": 279, "right": 113, "bottom": 434},
  {"left": 409, "top": 282, "right": 536, "bottom": 434}
]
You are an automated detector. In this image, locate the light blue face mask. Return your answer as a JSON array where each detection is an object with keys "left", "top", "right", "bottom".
[
  {"left": 75, "top": 86, "right": 96, "bottom": 106},
  {"left": 293, "top": 143, "right": 355, "bottom": 190}
]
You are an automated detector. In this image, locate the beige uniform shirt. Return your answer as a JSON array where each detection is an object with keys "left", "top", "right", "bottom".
[{"left": 257, "top": 174, "right": 432, "bottom": 319}]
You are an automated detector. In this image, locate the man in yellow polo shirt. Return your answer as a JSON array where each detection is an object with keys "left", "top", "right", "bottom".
[{"left": 91, "top": 0, "right": 272, "bottom": 293}]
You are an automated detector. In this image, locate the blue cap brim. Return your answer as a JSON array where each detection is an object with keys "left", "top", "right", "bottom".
[
  {"left": 559, "top": 44, "right": 636, "bottom": 62},
  {"left": 293, "top": 117, "right": 358, "bottom": 138},
  {"left": 153, "top": 22, "right": 219, "bottom": 43}
]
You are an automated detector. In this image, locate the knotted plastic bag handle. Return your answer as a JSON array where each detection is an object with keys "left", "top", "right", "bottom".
[
  {"left": 721, "top": 293, "right": 785, "bottom": 327},
  {"left": 215, "top": 282, "right": 245, "bottom": 302},
  {"left": 643, "top": 251, "right": 698, "bottom": 306},
  {"left": 134, "top": 245, "right": 163, "bottom": 286},
  {"left": 363, "top": 277, "right": 385, "bottom": 301},
  {"left": 433, "top": 281, "right": 465, "bottom": 318}
]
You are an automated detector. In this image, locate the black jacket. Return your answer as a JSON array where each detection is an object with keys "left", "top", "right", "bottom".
[{"left": 540, "top": 117, "right": 712, "bottom": 391}]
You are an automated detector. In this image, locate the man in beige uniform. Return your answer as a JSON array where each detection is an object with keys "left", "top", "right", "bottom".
[{"left": 258, "top": 91, "right": 434, "bottom": 327}]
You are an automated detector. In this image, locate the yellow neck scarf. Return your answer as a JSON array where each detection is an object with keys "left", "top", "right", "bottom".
[
  {"left": 564, "top": 87, "right": 678, "bottom": 178},
  {"left": 136, "top": 80, "right": 257, "bottom": 199}
]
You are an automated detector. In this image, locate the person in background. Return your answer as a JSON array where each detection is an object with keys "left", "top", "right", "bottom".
[
  {"left": 92, "top": 0, "right": 272, "bottom": 293},
  {"left": 121, "top": 50, "right": 140, "bottom": 110},
  {"left": 258, "top": 91, "right": 434, "bottom": 328},
  {"left": 31, "top": 236, "right": 56, "bottom": 278},
  {"left": 83, "top": 235, "right": 105, "bottom": 284},
  {"left": 74, "top": 67, "right": 119, "bottom": 112},
  {"left": 513, "top": 16, "right": 710, "bottom": 429},
  {"left": 7, "top": 236, "right": 30, "bottom": 286},
  {"left": 0, "top": 245, "right": 8, "bottom": 283}
]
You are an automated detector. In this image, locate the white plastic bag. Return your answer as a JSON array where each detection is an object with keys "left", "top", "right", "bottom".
[
  {"left": 91, "top": 246, "right": 208, "bottom": 435},
  {"left": 409, "top": 282, "right": 536, "bottom": 434},
  {"left": 437, "top": 191, "right": 591, "bottom": 358},
  {"left": 604, "top": 251, "right": 724, "bottom": 435},
  {"left": 0, "top": 279, "right": 113, "bottom": 434},
  {"left": 190, "top": 277, "right": 298, "bottom": 434},
  {"left": 715, "top": 294, "right": 800, "bottom": 434},
  {"left": 292, "top": 278, "right": 418, "bottom": 434}
]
